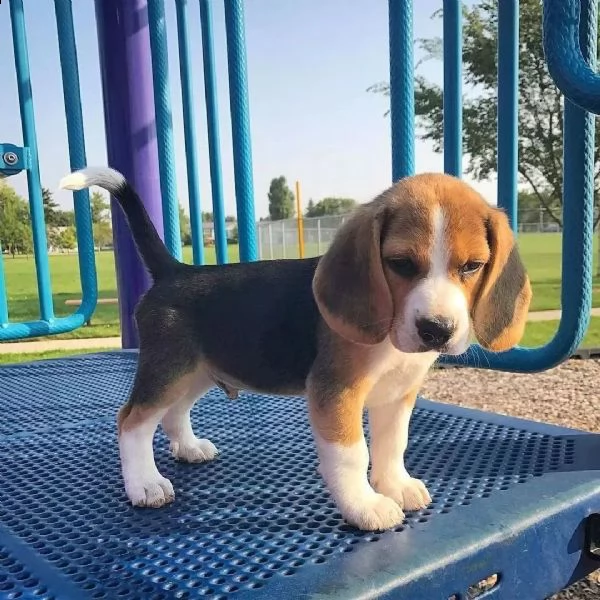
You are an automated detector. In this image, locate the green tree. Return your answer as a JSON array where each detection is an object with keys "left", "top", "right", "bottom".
[
  {"left": 368, "top": 0, "right": 600, "bottom": 230},
  {"left": 91, "top": 191, "right": 109, "bottom": 224},
  {"left": 93, "top": 221, "right": 113, "bottom": 249},
  {"left": 306, "top": 197, "right": 357, "bottom": 218},
  {"left": 42, "top": 188, "right": 60, "bottom": 226},
  {"left": 58, "top": 227, "right": 77, "bottom": 251},
  {"left": 179, "top": 205, "right": 192, "bottom": 246},
  {"left": 0, "top": 182, "right": 33, "bottom": 257},
  {"left": 202, "top": 211, "right": 213, "bottom": 222},
  {"left": 268, "top": 176, "right": 295, "bottom": 221}
]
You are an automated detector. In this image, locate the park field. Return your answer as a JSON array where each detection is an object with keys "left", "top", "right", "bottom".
[{"left": 1, "top": 232, "right": 599, "bottom": 349}]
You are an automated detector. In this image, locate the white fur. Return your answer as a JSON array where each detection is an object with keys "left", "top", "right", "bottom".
[
  {"left": 161, "top": 382, "right": 219, "bottom": 463},
  {"left": 59, "top": 167, "right": 126, "bottom": 194},
  {"left": 368, "top": 397, "right": 431, "bottom": 510},
  {"left": 119, "top": 408, "right": 175, "bottom": 508},
  {"left": 396, "top": 205, "right": 471, "bottom": 354},
  {"left": 313, "top": 434, "right": 405, "bottom": 530}
]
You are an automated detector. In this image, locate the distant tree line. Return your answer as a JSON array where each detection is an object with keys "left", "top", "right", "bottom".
[{"left": 266, "top": 175, "right": 357, "bottom": 221}]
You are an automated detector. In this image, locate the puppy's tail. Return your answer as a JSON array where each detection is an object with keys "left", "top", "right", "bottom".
[{"left": 60, "top": 167, "right": 178, "bottom": 280}]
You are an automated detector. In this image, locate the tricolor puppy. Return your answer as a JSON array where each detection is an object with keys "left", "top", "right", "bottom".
[{"left": 60, "top": 168, "right": 531, "bottom": 531}]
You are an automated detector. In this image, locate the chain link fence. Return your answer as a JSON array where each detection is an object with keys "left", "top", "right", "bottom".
[{"left": 256, "top": 208, "right": 587, "bottom": 260}]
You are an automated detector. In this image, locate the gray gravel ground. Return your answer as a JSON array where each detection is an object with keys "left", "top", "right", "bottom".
[{"left": 420, "top": 358, "right": 600, "bottom": 600}]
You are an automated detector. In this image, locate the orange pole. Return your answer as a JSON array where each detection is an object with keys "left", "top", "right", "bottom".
[{"left": 295, "top": 180, "right": 305, "bottom": 258}]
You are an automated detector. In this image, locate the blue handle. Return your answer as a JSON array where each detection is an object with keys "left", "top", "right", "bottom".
[{"left": 543, "top": 0, "right": 600, "bottom": 114}]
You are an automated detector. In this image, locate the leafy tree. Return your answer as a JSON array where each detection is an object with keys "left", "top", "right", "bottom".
[
  {"left": 91, "top": 191, "right": 109, "bottom": 224},
  {"left": 268, "top": 176, "right": 295, "bottom": 221},
  {"left": 42, "top": 188, "right": 60, "bottom": 226},
  {"left": 54, "top": 210, "right": 75, "bottom": 227},
  {"left": 306, "top": 197, "right": 357, "bottom": 218},
  {"left": 93, "top": 221, "right": 113, "bottom": 249},
  {"left": 58, "top": 226, "right": 77, "bottom": 251},
  {"left": 225, "top": 215, "right": 236, "bottom": 223},
  {"left": 0, "top": 182, "right": 33, "bottom": 257},
  {"left": 179, "top": 205, "right": 192, "bottom": 246},
  {"left": 368, "top": 0, "right": 600, "bottom": 230},
  {"left": 202, "top": 211, "right": 213, "bottom": 222}
]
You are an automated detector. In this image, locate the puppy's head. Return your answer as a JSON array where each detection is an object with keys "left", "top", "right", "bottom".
[{"left": 312, "top": 173, "right": 532, "bottom": 355}]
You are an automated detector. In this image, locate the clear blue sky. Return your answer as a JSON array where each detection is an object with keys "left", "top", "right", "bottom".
[{"left": 0, "top": 0, "right": 495, "bottom": 220}]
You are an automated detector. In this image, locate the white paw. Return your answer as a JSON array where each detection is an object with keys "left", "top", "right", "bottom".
[
  {"left": 125, "top": 473, "right": 175, "bottom": 508},
  {"left": 170, "top": 437, "right": 219, "bottom": 463},
  {"left": 372, "top": 475, "right": 432, "bottom": 511},
  {"left": 340, "top": 492, "right": 405, "bottom": 531}
]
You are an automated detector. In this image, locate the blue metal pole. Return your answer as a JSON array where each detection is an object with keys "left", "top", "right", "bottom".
[
  {"left": 95, "top": 0, "right": 165, "bottom": 349},
  {"left": 200, "top": 0, "right": 228, "bottom": 264},
  {"left": 175, "top": 0, "right": 205, "bottom": 265},
  {"left": 147, "top": 0, "right": 182, "bottom": 260},
  {"left": 0, "top": 242, "right": 8, "bottom": 327},
  {"left": 389, "top": 0, "right": 415, "bottom": 181},
  {"left": 443, "top": 0, "right": 462, "bottom": 177},
  {"left": 224, "top": 0, "right": 258, "bottom": 262},
  {"left": 53, "top": 0, "right": 98, "bottom": 323},
  {"left": 9, "top": 0, "right": 54, "bottom": 322},
  {"left": 497, "top": 0, "right": 519, "bottom": 232}
]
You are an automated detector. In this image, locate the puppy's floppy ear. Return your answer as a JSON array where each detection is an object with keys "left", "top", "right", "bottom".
[
  {"left": 312, "top": 203, "right": 393, "bottom": 345},
  {"left": 472, "top": 208, "right": 532, "bottom": 351}
]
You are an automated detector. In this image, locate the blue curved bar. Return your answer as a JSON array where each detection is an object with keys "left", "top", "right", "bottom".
[
  {"left": 440, "top": 0, "right": 596, "bottom": 372},
  {"left": 543, "top": 0, "right": 600, "bottom": 115}
]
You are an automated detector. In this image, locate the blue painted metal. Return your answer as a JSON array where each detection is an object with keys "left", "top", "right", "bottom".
[
  {"left": 54, "top": 0, "right": 98, "bottom": 328},
  {"left": 440, "top": 0, "right": 595, "bottom": 372},
  {"left": 200, "top": 0, "right": 228, "bottom": 265},
  {"left": 0, "top": 143, "right": 30, "bottom": 178},
  {"left": 543, "top": 0, "right": 600, "bottom": 115},
  {"left": 224, "top": 0, "right": 258, "bottom": 263},
  {"left": 389, "top": 0, "right": 414, "bottom": 181},
  {"left": 442, "top": 0, "right": 462, "bottom": 178},
  {"left": 0, "top": 244, "right": 8, "bottom": 327},
  {"left": 0, "top": 0, "right": 98, "bottom": 339},
  {"left": 175, "top": 0, "right": 205, "bottom": 266},
  {"left": 0, "top": 352, "right": 600, "bottom": 598},
  {"left": 147, "top": 0, "right": 182, "bottom": 260},
  {"left": 9, "top": 0, "right": 54, "bottom": 323},
  {"left": 497, "top": 0, "right": 519, "bottom": 232}
]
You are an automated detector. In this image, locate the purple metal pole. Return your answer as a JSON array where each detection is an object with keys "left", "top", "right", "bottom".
[{"left": 95, "top": 0, "right": 164, "bottom": 349}]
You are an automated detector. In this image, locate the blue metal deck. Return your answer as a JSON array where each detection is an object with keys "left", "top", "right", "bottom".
[{"left": 0, "top": 352, "right": 599, "bottom": 599}]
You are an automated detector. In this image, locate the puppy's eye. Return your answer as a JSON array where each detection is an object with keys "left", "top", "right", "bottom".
[
  {"left": 386, "top": 257, "right": 419, "bottom": 278},
  {"left": 459, "top": 261, "right": 484, "bottom": 276}
]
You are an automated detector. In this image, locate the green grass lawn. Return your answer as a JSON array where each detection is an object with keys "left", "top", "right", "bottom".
[{"left": 1, "top": 233, "right": 599, "bottom": 349}]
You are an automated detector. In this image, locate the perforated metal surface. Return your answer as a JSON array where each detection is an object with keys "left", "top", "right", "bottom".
[{"left": 1, "top": 352, "right": 600, "bottom": 600}]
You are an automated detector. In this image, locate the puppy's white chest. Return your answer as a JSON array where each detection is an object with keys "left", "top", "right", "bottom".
[{"left": 364, "top": 340, "right": 437, "bottom": 408}]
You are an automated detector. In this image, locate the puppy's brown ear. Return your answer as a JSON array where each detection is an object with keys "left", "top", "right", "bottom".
[
  {"left": 472, "top": 209, "right": 532, "bottom": 351},
  {"left": 312, "top": 203, "right": 393, "bottom": 345}
]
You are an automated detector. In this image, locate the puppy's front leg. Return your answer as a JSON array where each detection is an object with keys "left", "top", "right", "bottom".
[
  {"left": 308, "top": 377, "right": 405, "bottom": 531},
  {"left": 368, "top": 390, "right": 431, "bottom": 512}
]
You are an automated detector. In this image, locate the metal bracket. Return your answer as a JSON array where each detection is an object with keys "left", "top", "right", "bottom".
[{"left": 0, "top": 144, "right": 31, "bottom": 178}]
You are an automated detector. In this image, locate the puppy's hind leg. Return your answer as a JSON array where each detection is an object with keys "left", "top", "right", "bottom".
[
  {"left": 161, "top": 368, "right": 219, "bottom": 463},
  {"left": 119, "top": 304, "right": 205, "bottom": 508}
]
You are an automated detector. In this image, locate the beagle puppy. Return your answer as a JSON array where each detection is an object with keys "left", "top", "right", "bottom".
[{"left": 60, "top": 168, "right": 531, "bottom": 531}]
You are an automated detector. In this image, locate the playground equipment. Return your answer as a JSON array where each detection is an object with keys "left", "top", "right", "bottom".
[{"left": 1, "top": 0, "right": 600, "bottom": 597}]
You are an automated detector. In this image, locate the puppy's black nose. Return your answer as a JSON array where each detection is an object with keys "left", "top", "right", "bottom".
[{"left": 416, "top": 316, "right": 455, "bottom": 349}]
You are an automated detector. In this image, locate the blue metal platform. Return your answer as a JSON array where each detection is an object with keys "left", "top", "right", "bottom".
[{"left": 1, "top": 352, "right": 600, "bottom": 600}]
